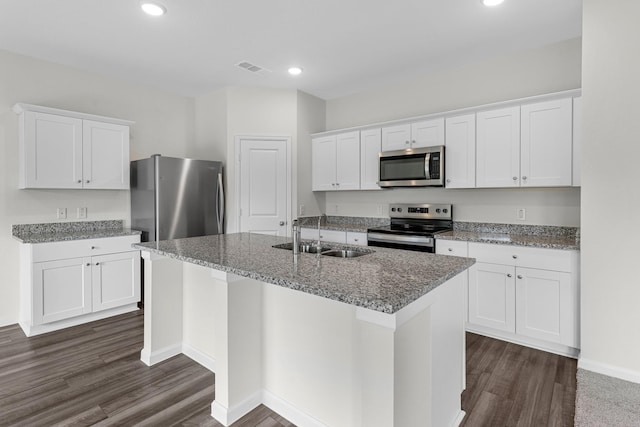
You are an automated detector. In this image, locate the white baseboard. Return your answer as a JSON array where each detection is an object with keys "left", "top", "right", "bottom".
[
  {"left": 140, "top": 343, "right": 182, "bottom": 366},
  {"left": 211, "top": 391, "right": 262, "bottom": 426},
  {"left": 578, "top": 357, "right": 640, "bottom": 384},
  {"left": 452, "top": 410, "right": 466, "bottom": 427},
  {"left": 262, "top": 390, "right": 328, "bottom": 427},
  {"left": 182, "top": 343, "right": 216, "bottom": 372}
]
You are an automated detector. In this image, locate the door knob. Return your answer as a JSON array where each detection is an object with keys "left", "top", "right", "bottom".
[{"left": 279, "top": 221, "right": 285, "bottom": 226}]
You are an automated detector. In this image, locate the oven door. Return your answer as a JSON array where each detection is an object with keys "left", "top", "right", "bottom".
[{"left": 367, "top": 232, "right": 435, "bottom": 253}]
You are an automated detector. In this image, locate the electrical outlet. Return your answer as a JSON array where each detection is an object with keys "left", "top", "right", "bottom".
[
  {"left": 299, "top": 204, "right": 305, "bottom": 216},
  {"left": 56, "top": 208, "right": 67, "bottom": 219},
  {"left": 77, "top": 207, "right": 87, "bottom": 219},
  {"left": 517, "top": 208, "right": 526, "bottom": 221}
]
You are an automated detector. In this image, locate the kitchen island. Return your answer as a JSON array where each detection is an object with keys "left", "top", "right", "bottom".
[{"left": 135, "top": 233, "right": 475, "bottom": 427}]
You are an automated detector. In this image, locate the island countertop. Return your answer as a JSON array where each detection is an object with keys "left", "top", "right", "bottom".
[{"left": 135, "top": 232, "right": 475, "bottom": 314}]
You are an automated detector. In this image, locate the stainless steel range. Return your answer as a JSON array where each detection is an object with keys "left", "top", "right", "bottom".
[{"left": 367, "top": 203, "right": 453, "bottom": 253}]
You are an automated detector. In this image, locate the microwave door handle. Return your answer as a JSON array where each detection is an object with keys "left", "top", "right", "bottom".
[{"left": 424, "top": 152, "right": 431, "bottom": 180}]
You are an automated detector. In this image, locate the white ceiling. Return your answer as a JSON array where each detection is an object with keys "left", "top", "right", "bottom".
[{"left": 0, "top": 0, "right": 582, "bottom": 100}]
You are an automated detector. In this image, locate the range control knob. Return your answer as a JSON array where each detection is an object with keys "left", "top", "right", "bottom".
[
  {"left": 391, "top": 208, "right": 396, "bottom": 212},
  {"left": 443, "top": 208, "right": 448, "bottom": 213},
  {"left": 435, "top": 208, "right": 441, "bottom": 213},
  {"left": 397, "top": 208, "right": 403, "bottom": 212}
]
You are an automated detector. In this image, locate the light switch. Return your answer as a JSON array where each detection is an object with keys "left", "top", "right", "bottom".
[
  {"left": 56, "top": 208, "right": 67, "bottom": 219},
  {"left": 517, "top": 208, "right": 526, "bottom": 221}
]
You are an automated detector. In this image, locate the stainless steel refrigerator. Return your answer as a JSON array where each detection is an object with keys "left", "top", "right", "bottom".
[{"left": 130, "top": 154, "right": 225, "bottom": 242}]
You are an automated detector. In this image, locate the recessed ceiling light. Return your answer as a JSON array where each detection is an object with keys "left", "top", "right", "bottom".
[
  {"left": 288, "top": 67, "right": 303, "bottom": 76},
  {"left": 140, "top": 1, "right": 166, "bottom": 16},
  {"left": 482, "top": 0, "right": 504, "bottom": 6}
]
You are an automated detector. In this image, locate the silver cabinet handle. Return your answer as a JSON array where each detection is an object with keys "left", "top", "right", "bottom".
[
  {"left": 405, "top": 140, "right": 410, "bottom": 144},
  {"left": 446, "top": 179, "right": 451, "bottom": 183},
  {"left": 522, "top": 176, "right": 527, "bottom": 180},
  {"left": 448, "top": 248, "right": 453, "bottom": 252},
  {"left": 95, "top": 262, "right": 100, "bottom": 266},
  {"left": 517, "top": 275, "right": 523, "bottom": 279},
  {"left": 86, "top": 180, "right": 90, "bottom": 183},
  {"left": 507, "top": 273, "right": 512, "bottom": 278},
  {"left": 90, "top": 246, "right": 95, "bottom": 250},
  {"left": 279, "top": 221, "right": 285, "bottom": 226},
  {"left": 512, "top": 177, "right": 518, "bottom": 181},
  {"left": 86, "top": 263, "right": 90, "bottom": 267},
  {"left": 512, "top": 255, "right": 518, "bottom": 259},
  {"left": 77, "top": 180, "right": 82, "bottom": 183}
]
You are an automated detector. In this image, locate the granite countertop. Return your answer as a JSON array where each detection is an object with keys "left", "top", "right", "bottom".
[
  {"left": 12, "top": 220, "right": 141, "bottom": 244},
  {"left": 135, "top": 232, "right": 474, "bottom": 314},
  {"left": 435, "top": 222, "right": 580, "bottom": 250}
]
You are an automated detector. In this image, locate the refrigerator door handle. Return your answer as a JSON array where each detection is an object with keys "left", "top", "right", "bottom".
[{"left": 216, "top": 172, "right": 225, "bottom": 233}]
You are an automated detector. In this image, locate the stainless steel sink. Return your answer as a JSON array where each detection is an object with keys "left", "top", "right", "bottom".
[
  {"left": 321, "top": 249, "right": 373, "bottom": 258},
  {"left": 272, "top": 242, "right": 331, "bottom": 253}
]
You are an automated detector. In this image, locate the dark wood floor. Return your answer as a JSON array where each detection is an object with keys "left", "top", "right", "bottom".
[{"left": 0, "top": 311, "right": 576, "bottom": 426}]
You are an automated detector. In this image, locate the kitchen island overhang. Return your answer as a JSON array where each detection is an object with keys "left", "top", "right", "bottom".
[{"left": 135, "top": 233, "right": 475, "bottom": 427}]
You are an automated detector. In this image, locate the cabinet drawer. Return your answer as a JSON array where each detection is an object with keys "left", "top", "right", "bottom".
[
  {"left": 347, "top": 231, "right": 367, "bottom": 246},
  {"left": 436, "top": 240, "right": 468, "bottom": 256},
  {"left": 468, "top": 242, "right": 576, "bottom": 272},
  {"left": 32, "top": 235, "right": 141, "bottom": 263}
]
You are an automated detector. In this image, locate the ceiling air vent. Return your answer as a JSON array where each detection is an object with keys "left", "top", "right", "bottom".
[{"left": 236, "top": 61, "right": 271, "bottom": 74}]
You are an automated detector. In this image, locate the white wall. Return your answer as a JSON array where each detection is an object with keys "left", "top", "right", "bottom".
[
  {"left": 580, "top": 0, "right": 640, "bottom": 380},
  {"left": 0, "top": 50, "right": 196, "bottom": 326},
  {"left": 296, "top": 91, "right": 327, "bottom": 217},
  {"left": 321, "top": 38, "right": 582, "bottom": 226}
]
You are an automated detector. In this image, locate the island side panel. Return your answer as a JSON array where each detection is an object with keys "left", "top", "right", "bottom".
[{"left": 140, "top": 251, "right": 184, "bottom": 365}]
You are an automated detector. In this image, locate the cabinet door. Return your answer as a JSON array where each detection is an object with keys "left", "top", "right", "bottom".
[
  {"left": 360, "top": 128, "right": 381, "bottom": 190},
  {"left": 92, "top": 251, "right": 141, "bottom": 312},
  {"left": 476, "top": 106, "right": 520, "bottom": 188},
  {"left": 335, "top": 131, "right": 360, "bottom": 190},
  {"left": 515, "top": 267, "right": 573, "bottom": 345},
  {"left": 468, "top": 263, "right": 516, "bottom": 332},
  {"left": 572, "top": 97, "right": 582, "bottom": 187},
  {"left": 312, "top": 136, "right": 337, "bottom": 191},
  {"left": 83, "top": 120, "right": 130, "bottom": 189},
  {"left": 411, "top": 118, "right": 445, "bottom": 148},
  {"left": 33, "top": 258, "right": 91, "bottom": 325},
  {"left": 23, "top": 112, "right": 83, "bottom": 189},
  {"left": 346, "top": 231, "right": 367, "bottom": 246},
  {"left": 381, "top": 124, "right": 411, "bottom": 151},
  {"left": 436, "top": 240, "right": 468, "bottom": 257},
  {"left": 445, "top": 114, "right": 476, "bottom": 188},
  {"left": 521, "top": 98, "right": 572, "bottom": 187}
]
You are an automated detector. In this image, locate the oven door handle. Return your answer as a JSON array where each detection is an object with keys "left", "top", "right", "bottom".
[
  {"left": 424, "top": 152, "right": 431, "bottom": 179},
  {"left": 367, "top": 232, "right": 434, "bottom": 246}
]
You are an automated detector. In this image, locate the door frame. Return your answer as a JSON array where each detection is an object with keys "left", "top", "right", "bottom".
[{"left": 234, "top": 135, "right": 292, "bottom": 236}]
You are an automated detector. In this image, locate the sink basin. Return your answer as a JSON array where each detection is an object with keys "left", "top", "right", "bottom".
[
  {"left": 320, "top": 249, "right": 373, "bottom": 258},
  {"left": 272, "top": 242, "right": 331, "bottom": 253}
]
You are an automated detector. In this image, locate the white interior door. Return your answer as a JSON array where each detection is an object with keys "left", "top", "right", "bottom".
[{"left": 238, "top": 137, "right": 289, "bottom": 236}]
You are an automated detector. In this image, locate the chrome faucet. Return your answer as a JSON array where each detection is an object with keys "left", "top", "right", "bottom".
[
  {"left": 317, "top": 213, "right": 327, "bottom": 252},
  {"left": 292, "top": 219, "right": 300, "bottom": 256}
]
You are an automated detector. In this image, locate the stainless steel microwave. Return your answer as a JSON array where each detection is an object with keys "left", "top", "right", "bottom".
[{"left": 377, "top": 145, "right": 445, "bottom": 188}]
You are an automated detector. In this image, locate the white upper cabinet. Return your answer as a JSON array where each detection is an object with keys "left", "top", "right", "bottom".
[
  {"left": 445, "top": 114, "right": 476, "bottom": 189},
  {"left": 476, "top": 106, "right": 521, "bottom": 188},
  {"left": 312, "top": 131, "right": 360, "bottom": 191},
  {"left": 83, "top": 120, "right": 130, "bottom": 189},
  {"left": 520, "top": 98, "right": 572, "bottom": 187},
  {"left": 476, "top": 99, "right": 573, "bottom": 188},
  {"left": 572, "top": 96, "right": 582, "bottom": 187},
  {"left": 360, "top": 128, "right": 382, "bottom": 190},
  {"left": 381, "top": 118, "right": 444, "bottom": 151},
  {"left": 14, "top": 103, "right": 133, "bottom": 190}
]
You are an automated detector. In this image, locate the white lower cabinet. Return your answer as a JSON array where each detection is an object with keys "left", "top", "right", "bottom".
[
  {"left": 300, "top": 228, "right": 367, "bottom": 246},
  {"left": 439, "top": 239, "right": 580, "bottom": 357},
  {"left": 21, "top": 235, "right": 140, "bottom": 336}
]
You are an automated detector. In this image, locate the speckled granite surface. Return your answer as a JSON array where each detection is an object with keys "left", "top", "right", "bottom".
[
  {"left": 436, "top": 222, "right": 580, "bottom": 250},
  {"left": 135, "top": 232, "right": 474, "bottom": 314},
  {"left": 12, "top": 220, "right": 141, "bottom": 243},
  {"left": 298, "top": 215, "right": 389, "bottom": 233}
]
